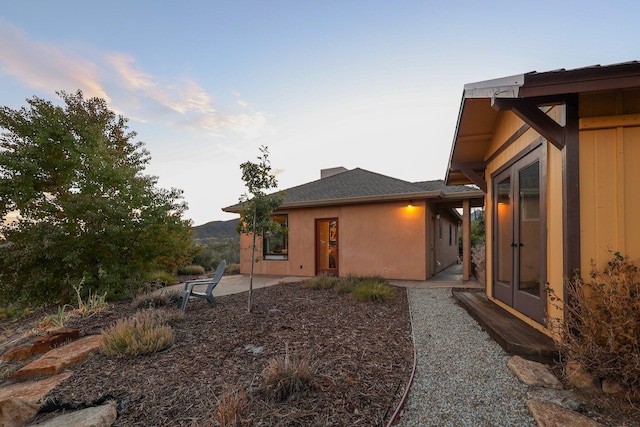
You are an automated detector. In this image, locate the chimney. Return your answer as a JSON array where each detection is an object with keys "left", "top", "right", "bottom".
[{"left": 321, "top": 167, "right": 348, "bottom": 179}]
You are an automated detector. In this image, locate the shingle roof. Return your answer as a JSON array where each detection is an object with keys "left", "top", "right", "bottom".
[{"left": 223, "top": 168, "right": 481, "bottom": 212}]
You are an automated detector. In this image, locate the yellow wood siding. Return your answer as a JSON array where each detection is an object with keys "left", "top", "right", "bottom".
[{"left": 579, "top": 124, "right": 640, "bottom": 272}]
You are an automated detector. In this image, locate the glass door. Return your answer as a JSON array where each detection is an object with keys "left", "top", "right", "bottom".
[
  {"left": 492, "top": 148, "right": 546, "bottom": 323},
  {"left": 316, "top": 218, "right": 338, "bottom": 275}
]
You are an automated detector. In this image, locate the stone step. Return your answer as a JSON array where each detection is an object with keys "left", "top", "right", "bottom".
[
  {"left": 9, "top": 335, "right": 102, "bottom": 381},
  {"left": 0, "top": 372, "right": 73, "bottom": 405}
]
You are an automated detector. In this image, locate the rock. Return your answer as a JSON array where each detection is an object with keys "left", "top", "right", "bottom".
[
  {"left": 508, "top": 355, "right": 563, "bottom": 390},
  {"left": 0, "top": 372, "right": 72, "bottom": 405},
  {"left": 601, "top": 379, "right": 640, "bottom": 402},
  {"left": 10, "top": 335, "right": 101, "bottom": 381},
  {"left": 32, "top": 328, "right": 80, "bottom": 354},
  {"left": 527, "top": 399, "right": 605, "bottom": 427},
  {"left": 527, "top": 387, "right": 582, "bottom": 411},
  {"left": 31, "top": 401, "right": 117, "bottom": 427},
  {"left": 0, "top": 397, "right": 39, "bottom": 427},
  {"left": 1, "top": 344, "right": 34, "bottom": 363},
  {"left": 565, "top": 360, "right": 601, "bottom": 392}
]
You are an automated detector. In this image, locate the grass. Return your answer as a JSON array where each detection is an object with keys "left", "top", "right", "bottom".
[
  {"left": 303, "top": 274, "right": 396, "bottom": 302},
  {"left": 100, "top": 309, "right": 174, "bottom": 357},
  {"left": 215, "top": 388, "right": 248, "bottom": 427},
  {"left": 261, "top": 344, "right": 317, "bottom": 401}
]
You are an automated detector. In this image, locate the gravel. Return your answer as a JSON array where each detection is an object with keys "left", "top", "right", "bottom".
[{"left": 397, "top": 288, "right": 536, "bottom": 427}]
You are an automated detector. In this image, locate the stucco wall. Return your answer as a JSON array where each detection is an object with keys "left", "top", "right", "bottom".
[{"left": 238, "top": 200, "right": 448, "bottom": 280}]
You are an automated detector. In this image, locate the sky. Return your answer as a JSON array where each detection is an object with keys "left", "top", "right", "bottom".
[{"left": 0, "top": 1, "right": 638, "bottom": 226}]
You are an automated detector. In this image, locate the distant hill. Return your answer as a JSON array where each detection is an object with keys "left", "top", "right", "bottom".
[{"left": 192, "top": 219, "right": 239, "bottom": 243}]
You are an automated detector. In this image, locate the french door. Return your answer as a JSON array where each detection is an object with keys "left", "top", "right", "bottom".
[
  {"left": 316, "top": 218, "right": 338, "bottom": 275},
  {"left": 492, "top": 147, "right": 546, "bottom": 323}
]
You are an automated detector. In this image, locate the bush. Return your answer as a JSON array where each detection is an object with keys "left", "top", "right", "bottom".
[
  {"left": 100, "top": 309, "right": 174, "bottom": 357},
  {"left": 261, "top": 344, "right": 317, "bottom": 401},
  {"left": 225, "top": 263, "right": 240, "bottom": 275},
  {"left": 177, "top": 264, "right": 205, "bottom": 276},
  {"left": 215, "top": 389, "right": 247, "bottom": 427},
  {"left": 302, "top": 274, "right": 339, "bottom": 290},
  {"left": 131, "top": 289, "right": 180, "bottom": 309},
  {"left": 148, "top": 271, "right": 177, "bottom": 289},
  {"left": 550, "top": 251, "right": 640, "bottom": 394},
  {"left": 350, "top": 280, "right": 396, "bottom": 303}
]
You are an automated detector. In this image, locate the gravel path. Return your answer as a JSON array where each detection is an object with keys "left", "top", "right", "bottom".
[{"left": 397, "top": 288, "right": 536, "bottom": 427}]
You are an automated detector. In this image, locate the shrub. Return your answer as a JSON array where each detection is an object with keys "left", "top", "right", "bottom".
[
  {"left": 100, "top": 309, "right": 174, "bottom": 357},
  {"left": 225, "top": 263, "right": 241, "bottom": 275},
  {"left": 350, "top": 280, "right": 396, "bottom": 303},
  {"left": 148, "top": 271, "right": 177, "bottom": 290},
  {"left": 131, "top": 289, "right": 179, "bottom": 309},
  {"left": 261, "top": 344, "right": 317, "bottom": 401},
  {"left": 177, "top": 264, "right": 205, "bottom": 276},
  {"left": 215, "top": 388, "right": 247, "bottom": 427},
  {"left": 550, "top": 251, "right": 640, "bottom": 394},
  {"left": 302, "top": 274, "right": 339, "bottom": 290}
]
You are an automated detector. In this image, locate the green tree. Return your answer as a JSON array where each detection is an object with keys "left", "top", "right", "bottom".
[
  {"left": 237, "top": 146, "right": 284, "bottom": 312},
  {"left": 0, "top": 90, "right": 193, "bottom": 306}
]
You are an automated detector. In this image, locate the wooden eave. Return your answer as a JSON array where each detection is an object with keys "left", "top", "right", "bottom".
[{"left": 445, "top": 61, "right": 640, "bottom": 187}]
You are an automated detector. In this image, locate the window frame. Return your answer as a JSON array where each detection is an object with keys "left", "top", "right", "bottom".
[{"left": 263, "top": 214, "right": 288, "bottom": 260}]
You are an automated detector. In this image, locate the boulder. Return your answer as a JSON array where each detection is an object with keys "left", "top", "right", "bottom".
[
  {"left": 527, "top": 387, "right": 582, "bottom": 411},
  {"left": 507, "top": 355, "right": 563, "bottom": 390},
  {"left": 565, "top": 360, "right": 601, "bottom": 392},
  {"left": 0, "top": 397, "right": 39, "bottom": 427},
  {"left": 0, "top": 372, "right": 72, "bottom": 405},
  {"left": 527, "top": 399, "right": 605, "bottom": 427},
  {"left": 10, "top": 335, "right": 101, "bottom": 381},
  {"left": 32, "top": 401, "right": 117, "bottom": 427},
  {"left": 1, "top": 344, "right": 34, "bottom": 363},
  {"left": 32, "top": 328, "right": 80, "bottom": 354}
]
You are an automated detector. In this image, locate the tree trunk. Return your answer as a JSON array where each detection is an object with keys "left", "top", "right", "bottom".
[{"left": 248, "top": 206, "right": 257, "bottom": 313}]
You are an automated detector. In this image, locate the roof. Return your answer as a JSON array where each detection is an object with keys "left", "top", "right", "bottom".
[
  {"left": 223, "top": 168, "right": 483, "bottom": 212},
  {"left": 446, "top": 61, "right": 640, "bottom": 186}
]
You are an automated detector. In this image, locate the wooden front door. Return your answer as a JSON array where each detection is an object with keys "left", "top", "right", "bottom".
[
  {"left": 492, "top": 147, "right": 546, "bottom": 323},
  {"left": 316, "top": 218, "right": 338, "bottom": 275}
]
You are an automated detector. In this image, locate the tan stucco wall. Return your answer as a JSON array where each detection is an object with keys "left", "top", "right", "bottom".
[{"left": 238, "top": 200, "right": 461, "bottom": 280}]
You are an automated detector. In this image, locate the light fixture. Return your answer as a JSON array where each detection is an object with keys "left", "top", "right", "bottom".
[{"left": 408, "top": 200, "right": 413, "bottom": 207}]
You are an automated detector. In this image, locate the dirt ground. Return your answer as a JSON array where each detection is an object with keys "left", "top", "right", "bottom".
[{"left": 2, "top": 282, "right": 414, "bottom": 426}]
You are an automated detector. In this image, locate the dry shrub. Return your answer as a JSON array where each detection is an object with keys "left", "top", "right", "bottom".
[
  {"left": 261, "top": 344, "right": 317, "bottom": 401},
  {"left": 100, "top": 309, "right": 174, "bottom": 357},
  {"left": 215, "top": 388, "right": 247, "bottom": 427},
  {"left": 131, "top": 289, "right": 180, "bottom": 309},
  {"left": 551, "top": 251, "right": 640, "bottom": 394},
  {"left": 302, "top": 274, "right": 339, "bottom": 290},
  {"left": 177, "top": 264, "right": 206, "bottom": 276}
]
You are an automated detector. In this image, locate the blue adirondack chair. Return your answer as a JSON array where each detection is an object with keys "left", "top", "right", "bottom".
[{"left": 178, "top": 260, "right": 227, "bottom": 313}]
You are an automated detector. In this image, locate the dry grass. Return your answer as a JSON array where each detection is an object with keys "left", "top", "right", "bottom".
[
  {"left": 100, "top": 309, "right": 174, "bottom": 357},
  {"left": 260, "top": 343, "right": 318, "bottom": 402},
  {"left": 215, "top": 388, "right": 248, "bottom": 427}
]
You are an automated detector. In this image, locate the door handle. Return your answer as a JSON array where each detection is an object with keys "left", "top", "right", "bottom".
[
  {"left": 519, "top": 243, "right": 524, "bottom": 247},
  {"left": 511, "top": 242, "right": 517, "bottom": 247}
]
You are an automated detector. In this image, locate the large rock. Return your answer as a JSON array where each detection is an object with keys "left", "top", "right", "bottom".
[
  {"left": 0, "top": 372, "right": 72, "bottom": 405},
  {"left": 31, "top": 401, "right": 117, "bottom": 427},
  {"left": 32, "top": 328, "right": 80, "bottom": 354},
  {"left": 10, "top": 335, "right": 101, "bottom": 381},
  {"left": 565, "top": 360, "right": 601, "bottom": 392},
  {"left": 508, "top": 355, "right": 563, "bottom": 390},
  {"left": 527, "top": 387, "right": 582, "bottom": 411},
  {"left": 1, "top": 344, "right": 34, "bottom": 363},
  {"left": 0, "top": 397, "right": 39, "bottom": 427},
  {"left": 527, "top": 399, "right": 605, "bottom": 427}
]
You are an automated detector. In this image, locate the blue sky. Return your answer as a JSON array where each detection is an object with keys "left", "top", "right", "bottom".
[{"left": 1, "top": 1, "right": 638, "bottom": 225}]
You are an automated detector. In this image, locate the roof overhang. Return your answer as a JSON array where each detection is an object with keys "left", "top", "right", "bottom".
[{"left": 445, "top": 61, "right": 640, "bottom": 187}]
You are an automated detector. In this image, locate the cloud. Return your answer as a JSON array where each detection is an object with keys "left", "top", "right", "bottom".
[
  {"left": 0, "top": 17, "right": 268, "bottom": 140},
  {"left": 0, "top": 17, "right": 109, "bottom": 101}
]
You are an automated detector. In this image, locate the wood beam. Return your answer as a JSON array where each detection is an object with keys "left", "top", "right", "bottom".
[
  {"left": 461, "top": 169, "right": 487, "bottom": 193},
  {"left": 462, "top": 199, "right": 471, "bottom": 281},
  {"left": 492, "top": 98, "right": 565, "bottom": 150}
]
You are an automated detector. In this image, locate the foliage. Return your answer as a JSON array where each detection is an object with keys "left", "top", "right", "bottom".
[
  {"left": 550, "top": 251, "right": 640, "bottom": 394},
  {"left": 131, "top": 289, "right": 179, "bottom": 309},
  {"left": 0, "top": 90, "right": 193, "bottom": 306},
  {"left": 236, "top": 146, "right": 284, "bottom": 312},
  {"left": 40, "top": 305, "right": 67, "bottom": 328},
  {"left": 304, "top": 274, "right": 395, "bottom": 302},
  {"left": 177, "top": 264, "right": 205, "bottom": 276},
  {"left": 302, "top": 274, "right": 340, "bottom": 290},
  {"left": 471, "top": 243, "right": 486, "bottom": 279},
  {"left": 471, "top": 209, "right": 485, "bottom": 247},
  {"left": 350, "top": 280, "right": 396, "bottom": 302},
  {"left": 147, "top": 271, "right": 177, "bottom": 291},
  {"left": 100, "top": 309, "right": 174, "bottom": 357},
  {"left": 215, "top": 388, "right": 248, "bottom": 427},
  {"left": 225, "top": 263, "right": 240, "bottom": 275},
  {"left": 191, "top": 240, "right": 239, "bottom": 271},
  {"left": 260, "top": 344, "right": 317, "bottom": 401},
  {"left": 72, "top": 279, "right": 108, "bottom": 317}
]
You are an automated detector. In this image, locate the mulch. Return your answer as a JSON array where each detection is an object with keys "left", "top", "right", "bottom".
[{"left": 25, "top": 281, "right": 414, "bottom": 426}]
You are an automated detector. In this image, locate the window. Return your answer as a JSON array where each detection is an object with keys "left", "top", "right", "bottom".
[
  {"left": 263, "top": 214, "right": 288, "bottom": 260},
  {"left": 449, "top": 224, "right": 453, "bottom": 246}
]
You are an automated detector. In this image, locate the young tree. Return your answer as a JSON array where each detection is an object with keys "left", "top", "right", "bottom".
[
  {"left": 0, "top": 90, "right": 193, "bottom": 306},
  {"left": 237, "top": 146, "right": 284, "bottom": 312}
]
